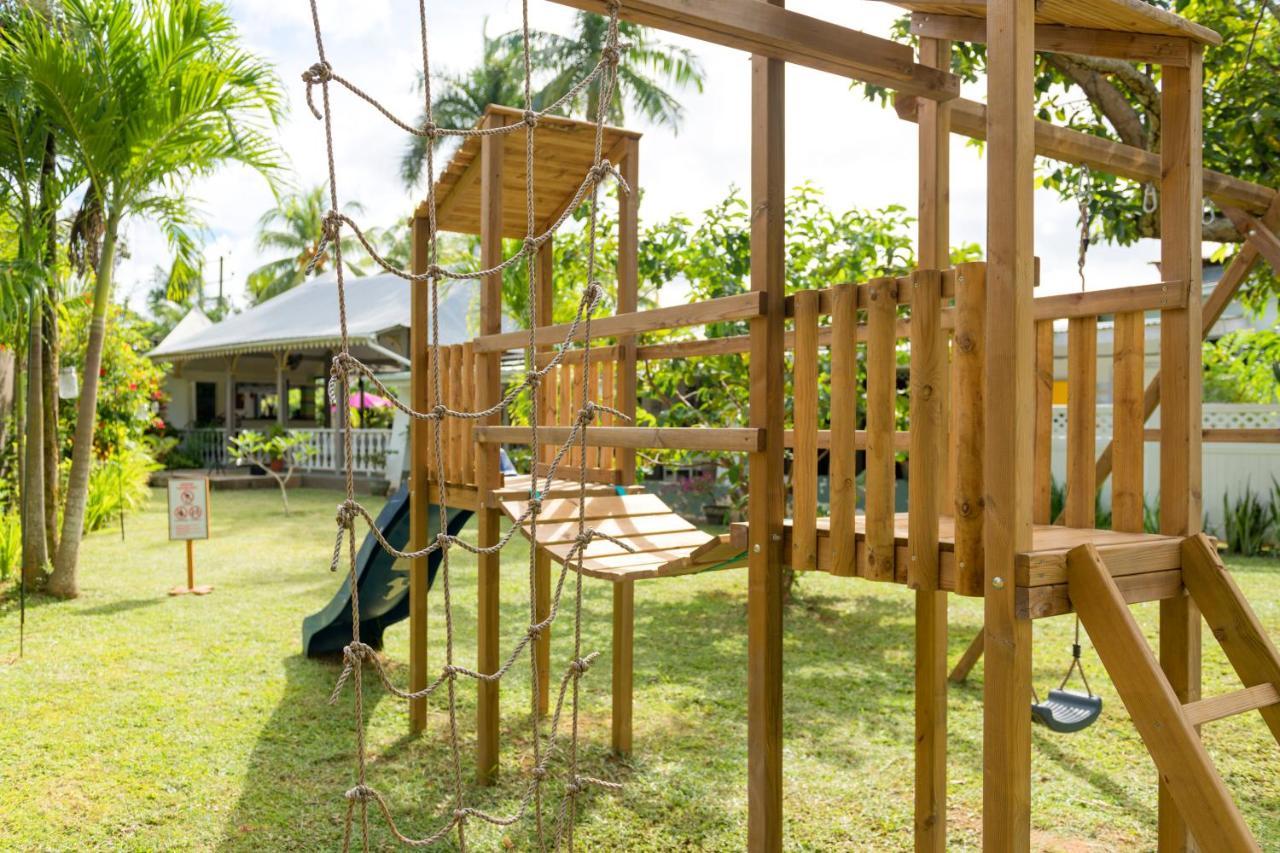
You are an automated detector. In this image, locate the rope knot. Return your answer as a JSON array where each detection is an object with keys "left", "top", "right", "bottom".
[
  {"left": 522, "top": 109, "right": 539, "bottom": 128},
  {"left": 570, "top": 658, "right": 593, "bottom": 677},
  {"left": 589, "top": 160, "right": 616, "bottom": 184},
  {"left": 600, "top": 45, "right": 622, "bottom": 66},
  {"left": 527, "top": 496, "right": 543, "bottom": 516},
  {"left": 343, "top": 641, "right": 375, "bottom": 664},
  {"left": 585, "top": 281, "right": 606, "bottom": 308},
  {"left": 565, "top": 776, "right": 585, "bottom": 795},
  {"left": 453, "top": 808, "right": 469, "bottom": 822},
  {"left": 576, "top": 401, "right": 598, "bottom": 427},
  {"left": 531, "top": 765, "right": 549, "bottom": 780},
  {"left": 431, "top": 403, "right": 448, "bottom": 420},
  {"left": 527, "top": 623, "right": 543, "bottom": 641},
  {"left": 421, "top": 121, "right": 439, "bottom": 139},
  {"left": 344, "top": 784, "right": 374, "bottom": 802},
  {"left": 301, "top": 62, "right": 333, "bottom": 120},
  {"left": 321, "top": 210, "right": 343, "bottom": 241},
  {"left": 435, "top": 531, "right": 452, "bottom": 550},
  {"left": 575, "top": 528, "right": 597, "bottom": 547},
  {"left": 522, "top": 236, "right": 539, "bottom": 255},
  {"left": 336, "top": 500, "right": 358, "bottom": 529}
]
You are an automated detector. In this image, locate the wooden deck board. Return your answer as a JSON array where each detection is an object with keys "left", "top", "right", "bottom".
[{"left": 730, "top": 513, "right": 1183, "bottom": 592}]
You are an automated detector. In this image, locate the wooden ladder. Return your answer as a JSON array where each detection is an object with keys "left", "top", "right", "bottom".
[{"left": 1066, "top": 533, "right": 1280, "bottom": 852}]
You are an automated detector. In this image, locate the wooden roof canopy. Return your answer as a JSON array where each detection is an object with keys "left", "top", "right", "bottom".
[
  {"left": 416, "top": 104, "right": 642, "bottom": 238},
  {"left": 882, "top": 0, "right": 1221, "bottom": 45}
]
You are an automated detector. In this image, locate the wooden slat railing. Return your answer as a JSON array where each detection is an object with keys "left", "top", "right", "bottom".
[{"left": 952, "top": 262, "right": 985, "bottom": 596}]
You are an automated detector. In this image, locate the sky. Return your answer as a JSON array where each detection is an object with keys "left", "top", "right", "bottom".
[{"left": 114, "top": 0, "right": 1167, "bottom": 313}]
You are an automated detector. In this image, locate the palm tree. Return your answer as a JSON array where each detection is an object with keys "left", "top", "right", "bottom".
[
  {"left": 16, "top": 0, "right": 285, "bottom": 597},
  {"left": 246, "top": 185, "right": 364, "bottom": 304},
  {"left": 400, "top": 15, "right": 704, "bottom": 188},
  {"left": 400, "top": 23, "right": 529, "bottom": 187},
  {"left": 527, "top": 14, "right": 704, "bottom": 129}
]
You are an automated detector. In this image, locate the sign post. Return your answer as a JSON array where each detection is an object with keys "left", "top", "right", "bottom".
[{"left": 167, "top": 477, "right": 212, "bottom": 596}]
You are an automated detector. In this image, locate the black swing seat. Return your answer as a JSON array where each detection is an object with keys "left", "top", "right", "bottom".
[{"left": 1031, "top": 689, "right": 1103, "bottom": 733}]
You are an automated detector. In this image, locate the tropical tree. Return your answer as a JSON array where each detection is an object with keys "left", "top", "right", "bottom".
[
  {"left": 401, "top": 14, "right": 704, "bottom": 188},
  {"left": 16, "top": 0, "right": 285, "bottom": 597},
  {"left": 401, "top": 24, "right": 528, "bottom": 186},
  {"left": 525, "top": 13, "right": 704, "bottom": 129},
  {"left": 246, "top": 185, "right": 365, "bottom": 303}
]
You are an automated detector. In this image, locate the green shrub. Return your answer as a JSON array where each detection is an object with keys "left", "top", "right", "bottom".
[
  {"left": 84, "top": 444, "right": 162, "bottom": 533},
  {"left": 1220, "top": 485, "right": 1274, "bottom": 556},
  {"left": 0, "top": 511, "right": 19, "bottom": 582}
]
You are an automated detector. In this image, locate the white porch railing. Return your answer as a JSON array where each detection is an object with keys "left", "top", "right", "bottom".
[{"left": 179, "top": 427, "right": 394, "bottom": 477}]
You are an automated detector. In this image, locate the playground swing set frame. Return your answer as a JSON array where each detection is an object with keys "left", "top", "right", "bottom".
[{"left": 398, "top": 1, "right": 1280, "bottom": 850}]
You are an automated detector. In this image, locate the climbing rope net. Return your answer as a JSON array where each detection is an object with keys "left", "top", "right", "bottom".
[{"left": 304, "top": 0, "right": 633, "bottom": 848}]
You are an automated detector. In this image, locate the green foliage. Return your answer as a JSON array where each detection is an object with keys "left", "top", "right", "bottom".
[
  {"left": 1203, "top": 329, "right": 1280, "bottom": 403},
  {"left": 402, "top": 15, "right": 704, "bottom": 187},
  {"left": 82, "top": 442, "right": 161, "bottom": 533},
  {"left": 247, "top": 186, "right": 366, "bottom": 304},
  {"left": 872, "top": 0, "right": 1280, "bottom": 305},
  {"left": 1220, "top": 484, "right": 1274, "bottom": 556},
  {"left": 60, "top": 299, "right": 168, "bottom": 458}
]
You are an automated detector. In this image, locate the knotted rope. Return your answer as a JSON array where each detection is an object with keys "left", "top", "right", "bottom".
[{"left": 305, "top": 0, "right": 628, "bottom": 849}]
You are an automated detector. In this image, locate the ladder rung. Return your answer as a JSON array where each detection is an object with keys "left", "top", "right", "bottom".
[{"left": 1183, "top": 683, "right": 1280, "bottom": 727}]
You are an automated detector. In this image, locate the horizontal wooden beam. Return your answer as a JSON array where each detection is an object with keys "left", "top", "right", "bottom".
[
  {"left": 1016, "top": 568, "right": 1183, "bottom": 619},
  {"left": 473, "top": 291, "right": 766, "bottom": 353},
  {"left": 1032, "top": 280, "right": 1187, "bottom": 320},
  {"left": 909, "top": 13, "right": 1192, "bottom": 66},
  {"left": 548, "top": 0, "right": 960, "bottom": 101},
  {"left": 1142, "top": 429, "right": 1280, "bottom": 444},
  {"left": 1222, "top": 207, "right": 1280, "bottom": 274},
  {"left": 895, "top": 95, "right": 1277, "bottom": 215},
  {"left": 474, "top": 425, "right": 764, "bottom": 452},
  {"left": 1183, "top": 683, "right": 1280, "bottom": 727}
]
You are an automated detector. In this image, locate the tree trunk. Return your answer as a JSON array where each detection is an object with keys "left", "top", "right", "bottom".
[
  {"left": 22, "top": 294, "right": 47, "bottom": 585},
  {"left": 42, "top": 299, "right": 59, "bottom": 557},
  {"left": 49, "top": 210, "right": 120, "bottom": 599},
  {"left": 0, "top": 347, "right": 14, "bottom": 464}
]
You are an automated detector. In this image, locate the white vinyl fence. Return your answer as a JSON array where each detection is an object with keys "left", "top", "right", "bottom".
[
  {"left": 1051, "top": 404, "right": 1280, "bottom": 533},
  {"left": 179, "top": 428, "right": 393, "bottom": 477}
]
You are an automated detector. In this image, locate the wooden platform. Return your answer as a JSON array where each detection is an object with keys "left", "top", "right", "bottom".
[
  {"left": 883, "top": 0, "right": 1220, "bottom": 44},
  {"left": 498, "top": 492, "right": 746, "bottom": 581},
  {"left": 729, "top": 514, "right": 1186, "bottom": 618}
]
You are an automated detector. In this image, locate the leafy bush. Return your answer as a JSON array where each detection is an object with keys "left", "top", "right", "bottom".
[
  {"left": 228, "top": 430, "right": 316, "bottom": 515},
  {"left": 0, "top": 511, "right": 19, "bottom": 582},
  {"left": 1220, "top": 485, "right": 1274, "bottom": 557},
  {"left": 83, "top": 444, "right": 162, "bottom": 534}
]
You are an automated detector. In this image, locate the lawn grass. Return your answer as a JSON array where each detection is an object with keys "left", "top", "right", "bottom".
[{"left": 1, "top": 486, "right": 1278, "bottom": 850}]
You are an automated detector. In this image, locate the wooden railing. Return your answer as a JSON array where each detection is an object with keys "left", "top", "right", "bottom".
[
  {"left": 425, "top": 343, "right": 477, "bottom": 487},
  {"left": 784, "top": 264, "right": 981, "bottom": 591}
]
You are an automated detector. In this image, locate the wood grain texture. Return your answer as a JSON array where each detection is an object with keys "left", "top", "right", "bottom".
[
  {"left": 952, "top": 263, "right": 985, "bottom": 597},
  {"left": 747, "top": 45, "right": 785, "bottom": 853},
  {"left": 982, "top": 0, "right": 1035, "bottom": 845},
  {"left": 408, "top": 214, "right": 431, "bottom": 734},
  {"left": 612, "top": 580, "right": 635, "bottom": 755},
  {"left": 792, "top": 290, "right": 820, "bottom": 571},
  {"left": 1111, "top": 311, "right": 1145, "bottom": 533},
  {"left": 1068, "top": 543, "right": 1258, "bottom": 852},
  {"left": 864, "top": 279, "right": 898, "bottom": 581},
  {"left": 1065, "top": 316, "right": 1097, "bottom": 529},
  {"left": 829, "top": 283, "right": 859, "bottom": 578},
  {"left": 1032, "top": 321, "right": 1054, "bottom": 524}
]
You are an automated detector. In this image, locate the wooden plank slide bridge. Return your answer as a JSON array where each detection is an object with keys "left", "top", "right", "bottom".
[{"left": 392, "top": 0, "right": 1280, "bottom": 849}]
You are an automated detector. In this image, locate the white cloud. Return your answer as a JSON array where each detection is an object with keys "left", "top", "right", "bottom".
[{"left": 115, "top": 0, "right": 1157, "bottom": 315}]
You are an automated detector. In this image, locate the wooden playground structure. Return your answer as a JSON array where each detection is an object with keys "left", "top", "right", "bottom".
[{"left": 400, "top": 3, "right": 1280, "bottom": 850}]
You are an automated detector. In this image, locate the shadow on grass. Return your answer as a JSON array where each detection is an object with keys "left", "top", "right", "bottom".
[
  {"left": 218, "top": 654, "right": 391, "bottom": 851},
  {"left": 76, "top": 597, "right": 166, "bottom": 617}
]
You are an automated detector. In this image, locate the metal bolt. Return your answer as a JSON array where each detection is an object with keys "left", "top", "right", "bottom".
[
  {"left": 770, "top": 533, "right": 781, "bottom": 542},
  {"left": 992, "top": 576, "right": 1005, "bottom": 589},
  {"left": 753, "top": 543, "right": 761, "bottom": 554}
]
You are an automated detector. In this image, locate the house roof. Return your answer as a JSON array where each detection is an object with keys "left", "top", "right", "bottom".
[
  {"left": 418, "top": 104, "right": 641, "bottom": 237},
  {"left": 148, "top": 272, "right": 481, "bottom": 366}
]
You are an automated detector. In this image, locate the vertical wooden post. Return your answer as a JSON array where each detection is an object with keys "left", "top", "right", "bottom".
[
  {"left": 409, "top": 215, "right": 431, "bottom": 734},
  {"left": 984, "top": 0, "right": 1036, "bottom": 849},
  {"left": 1111, "top": 311, "right": 1146, "bottom": 533},
  {"left": 476, "top": 114, "right": 506, "bottom": 785},
  {"left": 223, "top": 359, "right": 237, "bottom": 434},
  {"left": 747, "top": 26, "right": 785, "bottom": 853},
  {"left": 1065, "top": 317, "right": 1097, "bottom": 528},
  {"left": 612, "top": 579, "right": 634, "bottom": 755},
  {"left": 914, "top": 34, "right": 950, "bottom": 853},
  {"left": 534, "top": 237, "right": 554, "bottom": 716},
  {"left": 1157, "top": 46, "right": 1204, "bottom": 851},
  {"left": 616, "top": 137, "right": 639, "bottom": 486},
  {"left": 1032, "top": 322, "right": 1054, "bottom": 524},
  {"left": 186, "top": 539, "right": 195, "bottom": 590}
]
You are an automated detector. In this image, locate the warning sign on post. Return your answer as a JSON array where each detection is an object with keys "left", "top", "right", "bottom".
[{"left": 167, "top": 477, "right": 210, "bottom": 541}]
